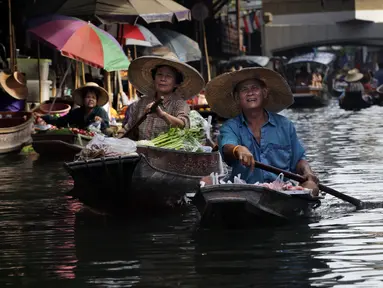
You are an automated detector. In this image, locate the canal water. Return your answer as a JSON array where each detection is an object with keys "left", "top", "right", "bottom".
[{"left": 1, "top": 99, "right": 383, "bottom": 287}]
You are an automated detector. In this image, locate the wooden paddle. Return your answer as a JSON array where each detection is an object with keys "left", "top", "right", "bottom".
[
  {"left": 122, "top": 96, "right": 164, "bottom": 139},
  {"left": 252, "top": 160, "right": 364, "bottom": 209}
]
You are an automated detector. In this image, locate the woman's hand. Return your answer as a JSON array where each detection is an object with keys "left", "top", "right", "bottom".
[
  {"left": 234, "top": 145, "right": 255, "bottom": 171},
  {"left": 145, "top": 101, "right": 165, "bottom": 118}
]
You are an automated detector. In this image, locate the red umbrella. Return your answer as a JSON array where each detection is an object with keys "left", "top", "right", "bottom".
[{"left": 118, "top": 24, "right": 162, "bottom": 47}]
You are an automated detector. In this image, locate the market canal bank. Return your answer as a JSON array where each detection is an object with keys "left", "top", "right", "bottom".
[{"left": 1, "top": 99, "right": 383, "bottom": 287}]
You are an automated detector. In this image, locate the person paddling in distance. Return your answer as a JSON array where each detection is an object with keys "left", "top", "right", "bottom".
[
  {"left": 205, "top": 67, "right": 319, "bottom": 195},
  {"left": 117, "top": 48, "right": 205, "bottom": 140}
]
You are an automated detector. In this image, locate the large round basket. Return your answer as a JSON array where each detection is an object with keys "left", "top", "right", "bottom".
[{"left": 40, "top": 103, "right": 71, "bottom": 116}]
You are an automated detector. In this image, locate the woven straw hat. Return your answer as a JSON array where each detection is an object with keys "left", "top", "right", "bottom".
[
  {"left": 73, "top": 82, "right": 109, "bottom": 107},
  {"left": 345, "top": 69, "right": 363, "bottom": 83},
  {"left": 205, "top": 67, "right": 293, "bottom": 119},
  {"left": 0, "top": 71, "right": 28, "bottom": 100},
  {"left": 128, "top": 51, "right": 205, "bottom": 100}
]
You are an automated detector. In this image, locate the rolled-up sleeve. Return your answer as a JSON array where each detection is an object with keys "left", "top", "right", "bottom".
[
  {"left": 290, "top": 123, "right": 306, "bottom": 172},
  {"left": 218, "top": 121, "right": 240, "bottom": 165},
  {"left": 174, "top": 100, "right": 190, "bottom": 129},
  {"left": 124, "top": 101, "right": 139, "bottom": 131}
]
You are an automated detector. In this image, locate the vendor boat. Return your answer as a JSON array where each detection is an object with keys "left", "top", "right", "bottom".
[
  {"left": 339, "top": 91, "right": 372, "bottom": 111},
  {"left": 0, "top": 111, "right": 33, "bottom": 154},
  {"left": 193, "top": 184, "right": 321, "bottom": 229},
  {"left": 283, "top": 52, "right": 336, "bottom": 108},
  {"left": 64, "top": 146, "right": 225, "bottom": 214},
  {"left": 32, "top": 132, "right": 91, "bottom": 159}
]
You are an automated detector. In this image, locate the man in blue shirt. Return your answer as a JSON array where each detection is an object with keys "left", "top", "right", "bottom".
[{"left": 205, "top": 67, "right": 319, "bottom": 195}]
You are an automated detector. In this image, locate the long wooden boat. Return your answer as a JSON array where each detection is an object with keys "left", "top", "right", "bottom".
[
  {"left": 32, "top": 132, "right": 91, "bottom": 159},
  {"left": 0, "top": 112, "right": 33, "bottom": 154},
  {"left": 64, "top": 146, "right": 225, "bottom": 214},
  {"left": 193, "top": 184, "right": 322, "bottom": 229}
]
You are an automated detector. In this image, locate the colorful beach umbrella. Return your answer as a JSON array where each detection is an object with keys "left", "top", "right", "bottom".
[
  {"left": 119, "top": 24, "right": 162, "bottom": 47},
  {"left": 28, "top": 15, "right": 130, "bottom": 72},
  {"left": 143, "top": 28, "right": 201, "bottom": 63}
]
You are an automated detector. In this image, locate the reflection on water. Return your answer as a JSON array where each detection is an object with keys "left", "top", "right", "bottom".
[{"left": 1, "top": 99, "right": 383, "bottom": 287}]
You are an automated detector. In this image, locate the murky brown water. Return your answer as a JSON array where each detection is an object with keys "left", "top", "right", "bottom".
[{"left": 1, "top": 99, "right": 383, "bottom": 287}]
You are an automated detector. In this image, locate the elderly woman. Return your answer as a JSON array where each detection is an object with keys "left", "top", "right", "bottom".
[
  {"left": 117, "top": 52, "right": 205, "bottom": 140},
  {"left": 40, "top": 82, "right": 110, "bottom": 132},
  {"left": 205, "top": 67, "right": 319, "bottom": 195}
]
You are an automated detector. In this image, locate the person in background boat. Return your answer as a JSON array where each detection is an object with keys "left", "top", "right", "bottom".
[
  {"left": 36, "top": 82, "right": 110, "bottom": 132},
  {"left": 0, "top": 71, "right": 28, "bottom": 112},
  {"left": 374, "top": 62, "right": 383, "bottom": 86},
  {"left": 340, "top": 69, "right": 373, "bottom": 104},
  {"left": 311, "top": 69, "right": 322, "bottom": 88},
  {"left": 295, "top": 66, "right": 311, "bottom": 86},
  {"left": 117, "top": 49, "right": 205, "bottom": 140},
  {"left": 205, "top": 67, "right": 320, "bottom": 196}
]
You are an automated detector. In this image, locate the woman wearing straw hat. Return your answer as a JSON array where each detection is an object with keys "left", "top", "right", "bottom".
[
  {"left": 339, "top": 68, "right": 372, "bottom": 105},
  {"left": 117, "top": 51, "right": 205, "bottom": 140},
  {"left": 0, "top": 71, "right": 28, "bottom": 112},
  {"left": 38, "top": 82, "right": 110, "bottom": 132},
  {"left": 205, "top": 67, "right": 319, "bottom": 195}
]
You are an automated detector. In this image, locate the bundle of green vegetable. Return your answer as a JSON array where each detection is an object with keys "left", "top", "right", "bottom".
[{"left": 136, "top": 127, "right": 206, "bottom": 152}]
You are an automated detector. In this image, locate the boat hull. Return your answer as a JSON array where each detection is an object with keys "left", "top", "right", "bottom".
[
  {"left": 32, "top": 133, "right": 90, "bottom": 159},
  {"left": 339, "top": 91, "right": 372, "bottom": 111},
  {"left": 0, "top": 112, "right": 33, "bottom": 154},
  {"left": 290, "top": 87, "right": 329, "bottom": 108},
  {"left": 193, "top": 184, "right": 321, "bottom": 228},
  {"left": 64, "top": 147, "right": 225, "bottom": 214}
]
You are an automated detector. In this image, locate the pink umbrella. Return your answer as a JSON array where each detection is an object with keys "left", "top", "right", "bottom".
[{"left": 119, "top": 24, "right": 162, "bottom": 47}]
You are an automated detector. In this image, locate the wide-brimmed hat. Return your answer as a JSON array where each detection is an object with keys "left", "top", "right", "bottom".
[
  {"left": 205, "top": 67, "right": 293, "bottom": 119},
  {"left": 377, "top": 84, "right": 383, "bottom": 94},
  {"left": 127, "top": 51, "right": 205, "bottom": 100},
  {"left": 73, "top": 82, "right": 109, "bottom": 107},
  {"left": 0, "top": 71, "right": 28, "bottom": 100},
  {"left": 345, "top": 69, "right": 363, "bottom": 83}
]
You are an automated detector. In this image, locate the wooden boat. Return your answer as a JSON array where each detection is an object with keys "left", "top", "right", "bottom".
[
  {"left": 64, "top": 146, "right": 225, "bottom": 215},
  {"left": 283, "top": 52, "right": 336, "bottom": 108},
  {"left": 290, "top": 86, "right": 329, "bottom": 108},
  {"left": 32, "top": 132, "right": 91, "bottom": 159},
  {"left": 0, "top": 111, "right": 33, "bottom": 154},
  {"left": 193, "top": 184, "right": 321, "bottom": 229},
  {"left": 339, "top": 91, "right": 372, "bottom": 111}
]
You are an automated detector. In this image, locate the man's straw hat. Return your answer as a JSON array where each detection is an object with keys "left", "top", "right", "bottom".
[{"left": 205, "top": 67, "right": 294, "bottom": 119}]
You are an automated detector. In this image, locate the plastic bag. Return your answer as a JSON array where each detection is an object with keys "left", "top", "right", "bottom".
[
  {"left": 84, "top": 134, "right": 137, "bottom": 156},
  {"left": 88, "top": 120, "right": 102, "bottom": 133},
  {"left": 189, "top": 110, "right": 212, "bottom": 140}
]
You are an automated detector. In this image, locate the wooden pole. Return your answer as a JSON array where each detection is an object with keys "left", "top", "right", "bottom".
[
  {"left": 81, "top": 62, "right": 86, "bottom": 85},
  {"left": 202, "top": 21, "right": 211, "bottom": 82},
  {"left": 236, "top": 0, "right": 241, "bottom": 51},
  {"left": 37, "top": 41, "right": 42, "bottom": 103},
  {"left": 8, "top": 0, "right": 14, "bottom": 72}
]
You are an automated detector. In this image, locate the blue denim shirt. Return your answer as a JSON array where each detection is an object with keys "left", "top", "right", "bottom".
[{"left": 218, "top": 111, "right": 306, "bottom": 183}]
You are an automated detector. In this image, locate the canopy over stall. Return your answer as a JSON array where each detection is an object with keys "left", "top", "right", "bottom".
[{"left": 26, "top": 0, "right": 191, "bottom": 24}]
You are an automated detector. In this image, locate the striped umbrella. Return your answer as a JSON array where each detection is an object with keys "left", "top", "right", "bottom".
[
  {"left": 143, "top": 28, "right": 201, "bottom": 63},
  {"left": 119, "top": 24, "right": 162, "bottom": 47},
  {"left": 28, "top": 15, "right": 130, "bottom": 72}
]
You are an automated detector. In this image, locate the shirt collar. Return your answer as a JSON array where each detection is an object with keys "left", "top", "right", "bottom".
[{"left": 239, "top": 110, "right": 276, "bottom": 127}]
